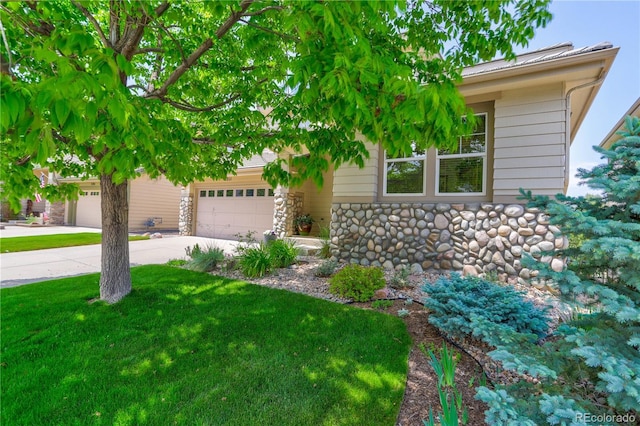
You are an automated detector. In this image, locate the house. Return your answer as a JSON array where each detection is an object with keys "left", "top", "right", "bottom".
[
  {"left": 600, "top": 97, "right": 640, "bottom": 149},
  {"left": 180, "top": 42, "right": 618, "bottom": 277},
  {"left": 56, "top": 173, "right": 182, "bottom": 231}
]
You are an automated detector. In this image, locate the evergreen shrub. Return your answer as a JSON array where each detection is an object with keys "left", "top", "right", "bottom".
[
  {"left": 423, "top": 273, "right": 550, "bottom": 340},
  {"left": 328, "top": 264, "right": 385, "bottom": 301},
  {"left": 476, "top": 117, "right": 640, "bottom": 423}
]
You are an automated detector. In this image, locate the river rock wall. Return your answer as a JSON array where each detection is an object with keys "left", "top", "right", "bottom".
[{"left": 330, "top": 202, "right": 566, "bottom": 281}]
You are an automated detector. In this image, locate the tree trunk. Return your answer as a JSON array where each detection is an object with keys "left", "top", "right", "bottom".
[{"left": 99, "top": 174, "right": 131, "bottom": 303}]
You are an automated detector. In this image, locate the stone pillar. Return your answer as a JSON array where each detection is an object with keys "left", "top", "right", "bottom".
[
  {"left": 273, "top": 186, "right": 288, "bottom": 238},
  {"left": 178, "top": 186, "right": 193, "bottom": 236},
  {"left": 46, "top": 201, "right": 65, "bottom": 225}
]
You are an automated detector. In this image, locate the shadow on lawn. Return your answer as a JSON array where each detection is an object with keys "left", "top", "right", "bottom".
[{"left": 1, "top": 265, "right": 411, "bottom": 425}]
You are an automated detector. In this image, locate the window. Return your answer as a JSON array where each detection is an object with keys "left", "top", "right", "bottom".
[
  {"left": 226, "top": 189, "right": 233, "bottom": 197},
  {"left": 246, "top": 189, "right": 254, "bottom": 197},
  {"left": 257, "top": 189, "right": 266, "bottom": 197},
  {"left": 268, "top": 188, "right": 274, "bottom": 197},
  {"left": 235, "top": 189, "right": 244, "bottom": 197},
  {"left": 208, "top": 190, "right": 215, "bottom": 197},
  {"left": 436, "top": 114, "right": 486, "bottom": 195},
  {"left": 217, "top": 189, "right": 224, "bottom": 197},
  {"left": 384, "top": 144, "right": 426, "bottom": 195},
  {"left": 382, "top": 112, "right": 488, "bottom": 198},
  {"left": 199, "top": 190, "right": 207, "bottom": 197}
]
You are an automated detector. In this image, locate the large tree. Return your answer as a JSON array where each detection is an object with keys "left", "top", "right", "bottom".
[{"left": 1, "top": 0, "right": 551, "bottom": 303}]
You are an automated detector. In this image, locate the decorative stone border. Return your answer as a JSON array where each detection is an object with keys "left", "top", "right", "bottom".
[{"left": 330, "top": 202, "right": 566, "bottom": 280}]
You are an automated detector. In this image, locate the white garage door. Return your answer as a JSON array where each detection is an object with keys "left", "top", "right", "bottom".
[
  {"left": 76, "top": 190, "right": 102, "bottom": 228},
  {"left": 196, "top": 187, "right": 274, "bottom": 239}
]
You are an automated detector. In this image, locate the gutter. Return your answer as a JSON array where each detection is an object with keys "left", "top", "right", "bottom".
[{"left": 563, "top": 71, "right": 607, "bottom": 193}]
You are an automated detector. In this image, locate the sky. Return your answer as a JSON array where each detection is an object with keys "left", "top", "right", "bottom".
[{"left": 518, "top": 0, "right": 640, "bottom": 195}]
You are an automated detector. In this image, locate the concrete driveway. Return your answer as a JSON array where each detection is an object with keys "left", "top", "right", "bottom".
[{"left": 0, "top": 225, "right": 240, "bottom": 288}]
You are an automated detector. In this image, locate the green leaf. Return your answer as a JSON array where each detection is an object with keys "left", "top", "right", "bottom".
[{"left": 55, "top": 100, "right": 71, "bottom": 128}]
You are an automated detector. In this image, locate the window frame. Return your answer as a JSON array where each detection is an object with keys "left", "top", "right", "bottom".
[
  {"left": 378, "top": 102, "right": 493, "bottom": 202},
  {"left": 382, "top": 146, "right": 427, "bottom": 197},
  {"left": 435, "top": 112, "right": 488, "bottom": 196}
]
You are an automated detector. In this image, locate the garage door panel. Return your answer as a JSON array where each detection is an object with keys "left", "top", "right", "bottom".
[
  {"left": 76, "top": 190, "right": 101, "bottom": 228},
  {"left": 195, "top": 189, "right": 273, "bottom": 239}
]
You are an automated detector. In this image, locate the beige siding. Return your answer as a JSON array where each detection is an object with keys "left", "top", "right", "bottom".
[
  {"left": 129, "top": 175, "right": 181, "bottom": 231},
  {"left": 332, "top": 140, "right": 378, "bottom": 201},
  {"left": 492, "top": 84, "right": 567, "bottom": 202},
  {"left": 295, "top": 166, "right": 334, "bottom": 232}
]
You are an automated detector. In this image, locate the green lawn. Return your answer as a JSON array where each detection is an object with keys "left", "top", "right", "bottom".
[
  {"left": 0, "top": 265, "right": 411, "bottom": 425},
  {"left": 0, "top": 233, "right": 149, "bottom": 252}
]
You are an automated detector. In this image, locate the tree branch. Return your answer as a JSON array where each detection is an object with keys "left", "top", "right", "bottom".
[
  {"left": 147, "top": 0, "right": 254, "bottom": 100},
  {"left": 71, "top": 1, "right": 112, "bottom": 48},
  {"left": 241, "top": 5, "right": 284, "bottom": 17},
  {"left": 133, "top": 47, "right": 164, "bottom": 55},
  {"left": 216, "top": 0, "right": 255, "bottom": 39},
  {"left": 238, "top": 18, "right": 298, "bottom": 42}
]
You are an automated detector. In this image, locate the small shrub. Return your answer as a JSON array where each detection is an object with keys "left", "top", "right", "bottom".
[
  {"left": 185, "top": 243, "right": 203, "bottom": 259},
  {"left": 186, "top": 245, "right": 225, "bottom": 272},
  {"left": 397, "top": 308, "right": 410, "bottom": 318},
  {"left": 318, "top": 239, "right": 331, "bottom": 259},
  {"left": 318, "top": 225, "right": 331, "bottom": 240},
  {"left": 314, "top": 259, "right": 337, "bottom": 277},
  {"left": 239, "top": 245, "right": 271, "bottom": 278},
  {"left": 166, "top": 258, "right": 188, "bottom": 267},
  {"left": 423, "top": 273, "right": 549, "bottom": 340},
  {"left": 389, "top": 266, "right": 412, "bottom": 288},
  {"left": 233, "top": 230, "right": 258, "bottom": 254},
  {"left": 328, "top": 264, "right": 385, "bottom": 302},
  {"left": 268, "top": 239, "right": 298, "bottom": 268},
  {"left": 371, "top": 299, "right": 393, "bottom": 310}
]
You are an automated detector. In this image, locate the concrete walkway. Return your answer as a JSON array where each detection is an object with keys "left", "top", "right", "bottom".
[{"left": 0, "top": 225, "right": 240, "bottom": 288}]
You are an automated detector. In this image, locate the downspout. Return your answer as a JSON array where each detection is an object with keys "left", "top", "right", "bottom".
[{"left": 564, "top": 71, "right": 606, "bottom": 193}]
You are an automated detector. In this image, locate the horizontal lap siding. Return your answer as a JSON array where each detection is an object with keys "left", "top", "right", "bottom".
[
  {"left": 332, "top": 141, "right": 378, "bottom": 201},
  {"left": 492, "top": 84, "right": 567, "bottom": 202},
  {"left": 129, "top": 176, "right": 181, "bottom": 231}
]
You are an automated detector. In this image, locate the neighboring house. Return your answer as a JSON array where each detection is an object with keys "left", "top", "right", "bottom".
[
  {"left": 57, "top": 174, "right": 182, "bottom": 231},
  {"left": 600, "top": 97, "right": 640, "bottom": 149},
  {"left": 180, "top": 42, "right": 618, "bottom": 277}
]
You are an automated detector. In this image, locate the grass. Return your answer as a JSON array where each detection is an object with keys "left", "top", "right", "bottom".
[
  {"left": 1, "top": 265, "right": 412, "bottom": 425},
  {"left": 0, "top": 233, "right": 149, "bottom": 252}
]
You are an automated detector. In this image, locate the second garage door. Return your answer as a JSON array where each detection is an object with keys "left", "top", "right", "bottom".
[
  {"left": 195, "top": 187, "right": 274, "bottom": 239},
  {"left": 75, "top": 189, "right": 102, "bottom": 228}
]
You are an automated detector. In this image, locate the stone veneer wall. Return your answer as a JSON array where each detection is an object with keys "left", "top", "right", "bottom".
[
  {"left": 273, "top": 189, "right": 304, "bottom": 238},
  {"left": 330, "top": 202, "right": 566, "bottom": 282},
  {"left": 179, "top": 190, "right": 193, "bottom": 236}
]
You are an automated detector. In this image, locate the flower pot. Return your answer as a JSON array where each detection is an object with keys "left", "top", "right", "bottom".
[{"left": 298, "top": 223, "right": 312, "bottom": 236}]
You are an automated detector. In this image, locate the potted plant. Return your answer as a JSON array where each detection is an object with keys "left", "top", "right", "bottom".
[{"left": 294, "top": 214, "right": 314, "bottom": 236}]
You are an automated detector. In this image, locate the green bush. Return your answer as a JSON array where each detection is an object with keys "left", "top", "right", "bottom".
[
  {"left": 328, "top": 264, "right": 385, "bottom": 302},
  {"left": 268, "top": 239, "right": 299, "bottom": 268},
  {"left": 389, "top": 266, "right": 412, "bottom": 288},
  {"left": 239, "top": 245, "right": 272, "bottom": 278},
  {"left": 186, "top": 245, "right": 225, "bottom": 272},
  {"left": 423, "top": 273, "right": 549, "bottom": 340},
  {"left": 166, "top": 258, "right": 188, "bottom": 267},
  {"left": 315, "top": 259, "right": 338, "bottom": 277}
]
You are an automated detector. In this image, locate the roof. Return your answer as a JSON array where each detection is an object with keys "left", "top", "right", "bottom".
[
  {"left": 462, "top": 42, "right": 614, "bottom": 77},
  {"left": 600, "top": 97, "right": 640, "bottom": 148},
  {"left": 238, "top": 149, "right": 277, "bottom": 169}
]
